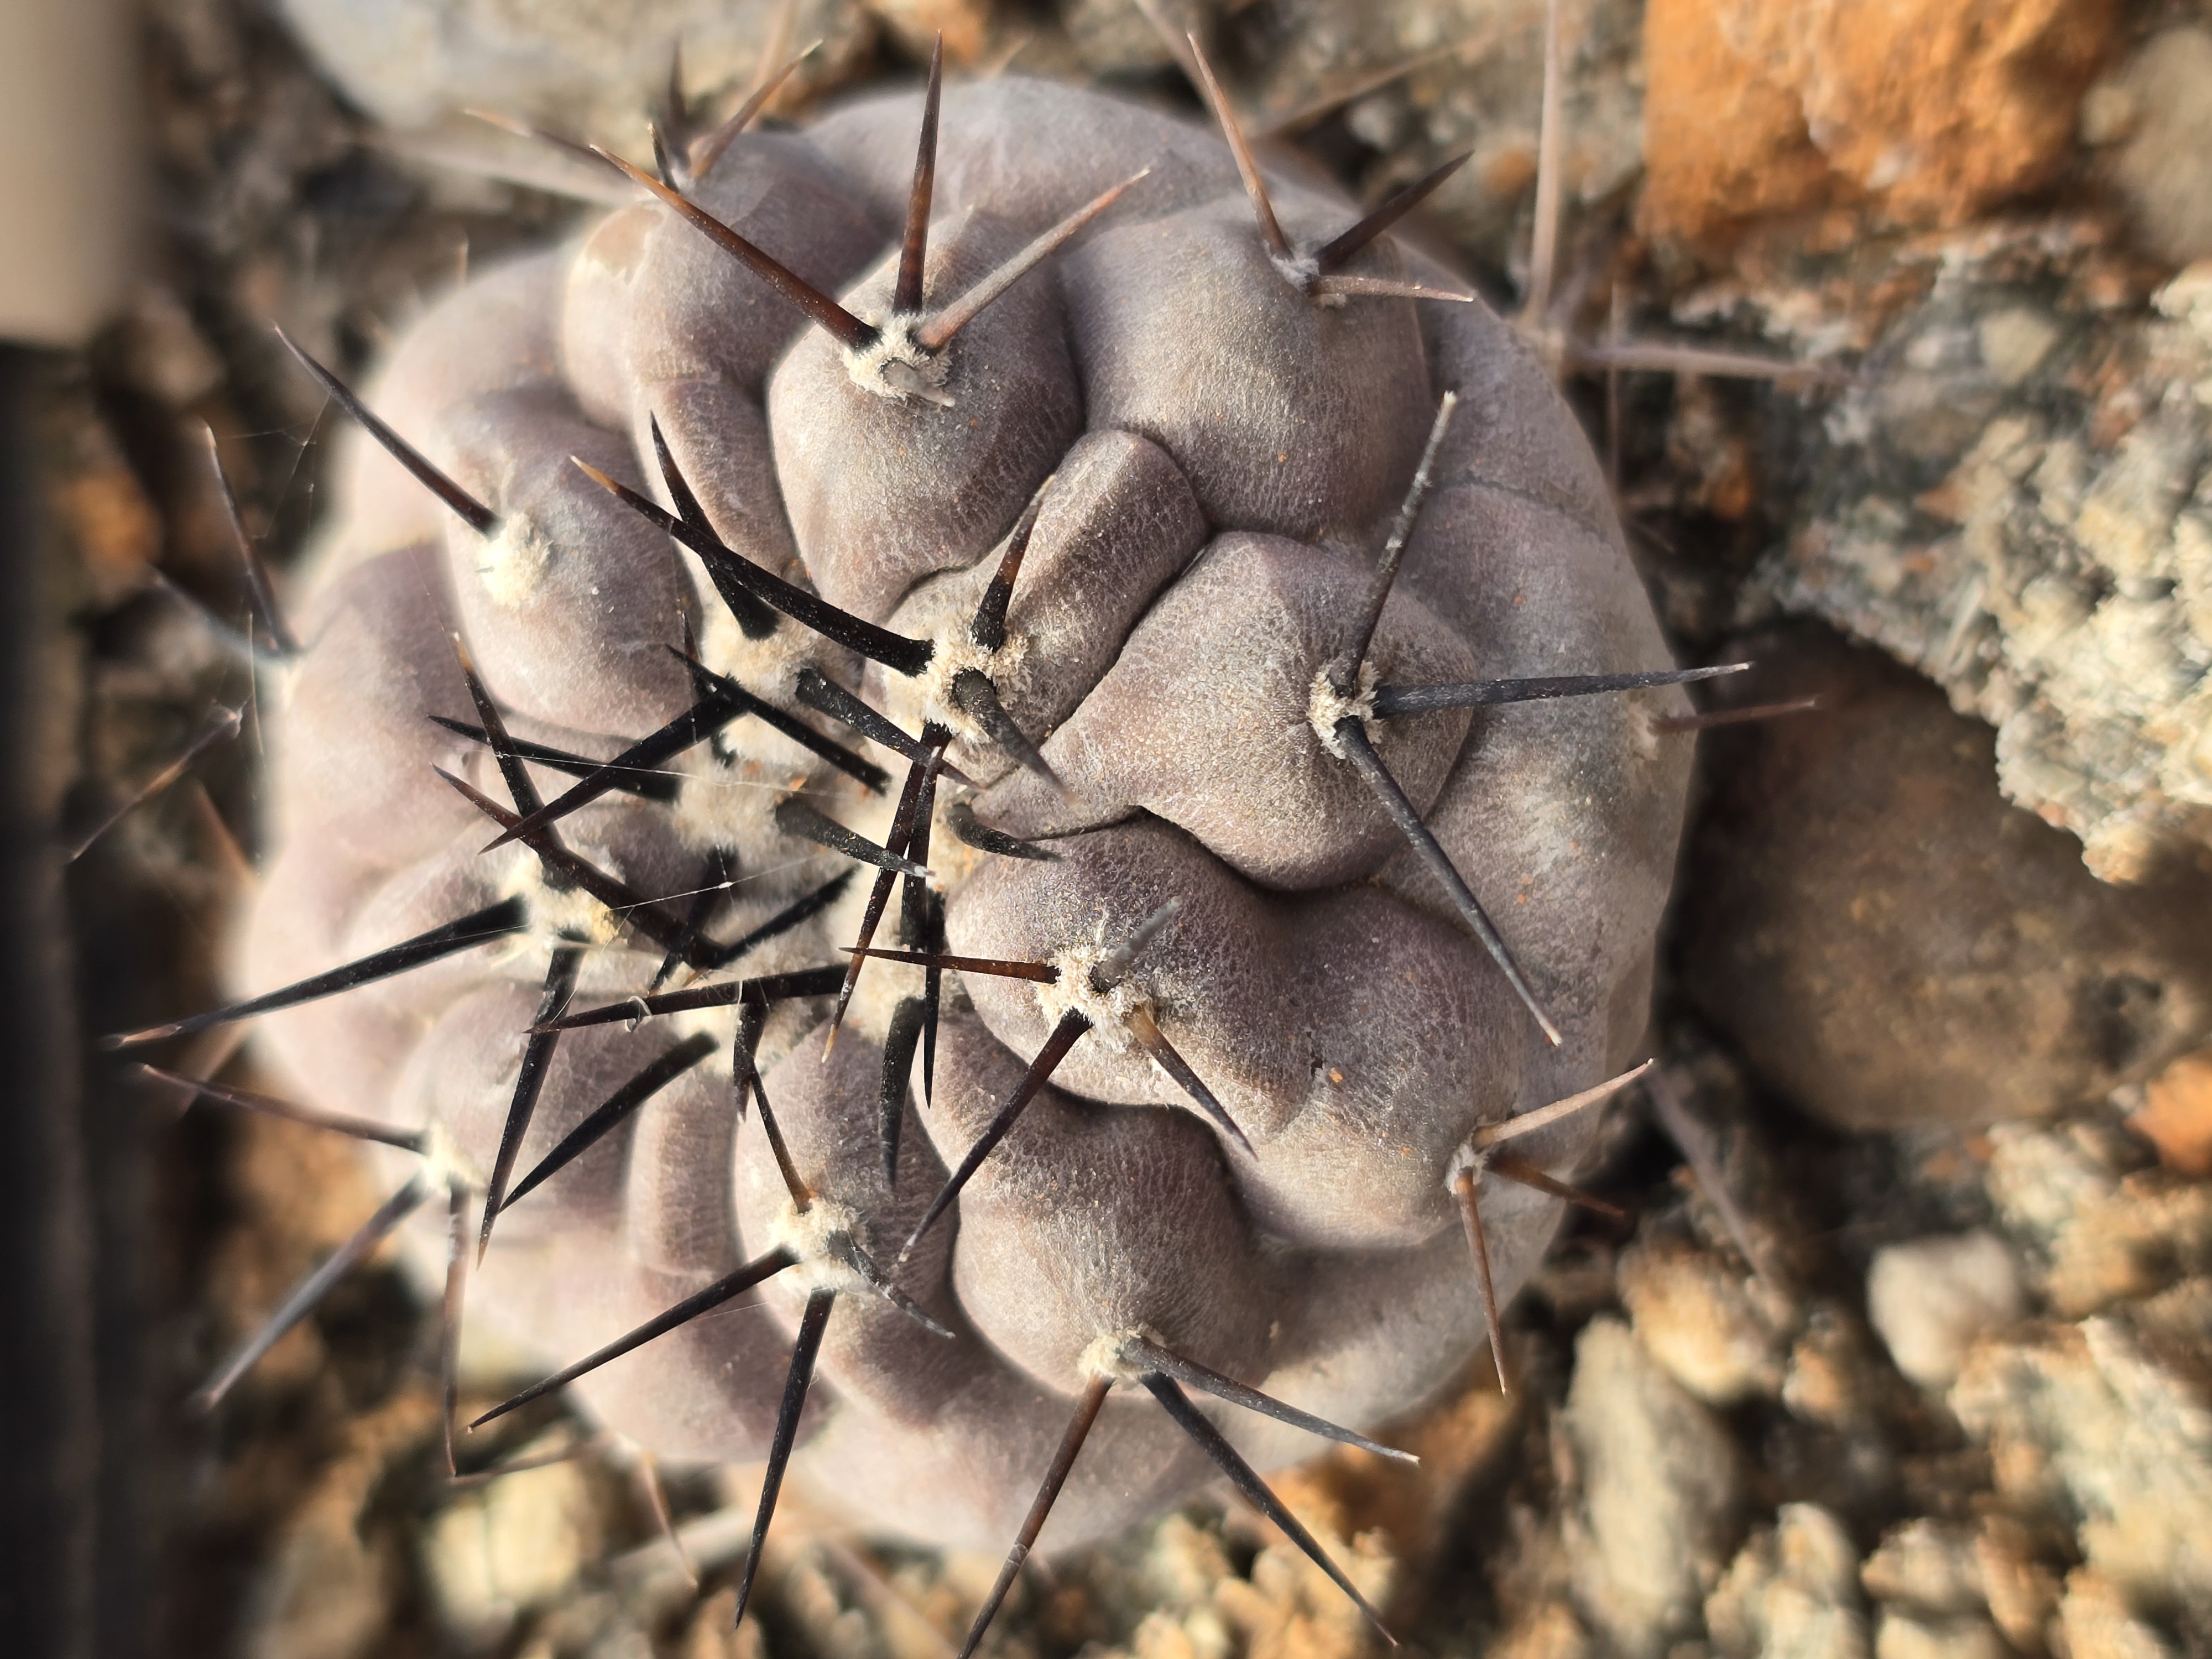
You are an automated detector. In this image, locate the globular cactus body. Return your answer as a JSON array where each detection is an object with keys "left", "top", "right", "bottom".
[{"left": 215, "top": 70, "right": 1692, "bottom": 1567}]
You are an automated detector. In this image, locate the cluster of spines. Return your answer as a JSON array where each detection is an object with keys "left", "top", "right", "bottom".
[{"left": 96, "top": 27, "right": 1830, "bottom": 1649}]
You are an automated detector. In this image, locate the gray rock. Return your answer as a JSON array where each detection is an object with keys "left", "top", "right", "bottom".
[
  {"left": 1563, "top": 1316, "right": 1745, "bottom": 1659},
  {"left": 1677, "top": 622, "right": 2212, "bottom": 1130},
  {"left": 275, "top": 0, "right": 869, "bottom": 147}
]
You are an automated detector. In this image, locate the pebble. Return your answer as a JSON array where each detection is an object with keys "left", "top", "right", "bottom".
[
  {"left": 2133, "top": 1051, "right": 2212, "bottom": 1178},
  {"left": 1563, "top": 1318, "right": 1745, "bottom": 1659},
  {"left": 1677, "top": 625, "right": 2212, "bottom": 1131},
  {"left": 1951, "top": 1321, "right": 2212, "bottom": 1641},
  {"left": 1619, "top": 1230, "right": 1791, "bottom": 1405},
  {"left": 1860, "top": 1520, "right": 1986, "bottom": 1619},
  {"left": 1866, "top": 1233, "right": 2026, "bottom": 1389},
  {"left": 1871, "top": 1613, "right": 2008, "bottom": 1659},
  {"left": 1706, "top": 1504, "right": 1869, "bottom": 1659}
]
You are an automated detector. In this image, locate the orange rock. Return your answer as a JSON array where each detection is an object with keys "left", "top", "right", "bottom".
[
  {"left": 1642, "top": 0, "right": 2119, "bottom": 244},
  {"left": 2135, "top": 1049, "right": 2212, "bottom": 1177}
]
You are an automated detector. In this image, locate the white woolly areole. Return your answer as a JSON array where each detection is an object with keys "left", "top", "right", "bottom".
[
  {"left": 478, "top": 512, "right": 557, "bottom": 609},
  {"left": 418, "top": 1120, "right": 486, "bottom": 1192},
  {"left": 769, "top": 1197, "right": 873, "bottom": 1296},
  {"left": 1443, "top": 1140, "right": 1491, "bottom": 1190},
  {"left": 491, "top": 842, "right": 623, "bottom": 947},
  {"left": 670, "top": 747, "right": 797, "bottom": 854},
  {"left": 842, "top": 317, "right": 953, "bottom": 406},
  {"left": 1307, "top": 657, "right": 1379, "bottom": 759},
  {"left": 1079, "top": 1326, "right": 1154, "bottom": 1383},
  {"left": 1035, "top": 938, "right": 1141, "bottom": 1056},
  {"left": 891, "top": 630, "right": 1031, "bottom": 747}
]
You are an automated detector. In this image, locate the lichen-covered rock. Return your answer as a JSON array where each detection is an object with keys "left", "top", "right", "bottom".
[
  {"left": 231, "top": 75, "right": 1692, "bottom": 1553},
  {"left": 1749, "top": 228, "right": 2212, "bottom": 883}
]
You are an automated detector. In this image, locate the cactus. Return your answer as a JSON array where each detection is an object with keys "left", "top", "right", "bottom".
[{"left": 113, "top": 49, "right": 1704, "bottom": 1644}]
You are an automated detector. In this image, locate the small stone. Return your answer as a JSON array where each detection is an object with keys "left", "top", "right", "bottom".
[
  {"left": 2056, "top": 1569, "right": 2178, "bottom": 1659},
  {"left": 1563, "top": 1317, "right": 1745, "bottom": 1659},
  {"left": 2109, "top": 28, "right": 2212, "bottom": 267},
  {"left": 422, "top": 1449, "right": 606, "bottom": 1643},
  {"left": 1872, "top": 1613, "right": 2007, "bottom": 1659},
  {"left": 1862, "top": 1521, "right": 1987, "bottom": 1619},
  {"left": 1867, "top": 1233, "right": 2026, "bottom": 1389},
  {"left": 1973, "top": 1516, "right": 2063, "bottom": 1657},
  {"left": 1677, "top": 625, "right": 2212, "bottom": 1131},
  {"left": 1707, "top": 1505, "right": 1869, "bottom": 1659},
  {"left": 1492, "top": 1603, "right": 1594, "bottom": 1659},
  {"left": 1620, "top": 1231, "right": 1791, "bottom": 1405},
  {"left": 2133, "top": 1050, "right": 2212, "bottom": 1177},
  {"left": 1978, "top": 309, "right": 2061, "bottom": 389}
]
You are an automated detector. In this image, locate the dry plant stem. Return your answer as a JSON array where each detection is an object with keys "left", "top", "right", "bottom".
[
  {"left": 501, "top": 1031, "right": 719, "bottom": 1212},
  {"left": 106, "top": 896, "right": 531, "bottom": 1046},
  {"left": 440, "top": 1181, "right": 470, "bottom": 1476},
  {"left": 134, "top": 1065, "right": 427, "bottom": 1151},
  {"left": 1651, "top": 697, "right": 1822, "bottom": 735},
  {"left": 477, "top": 942, "right": 584, "bottom": 1259},
  {"left": 1334, "top": 717, "right": 1561, "bottom": 1045},
  {"left": 201, "top": 422, "right": 298, "bottom": 654},
  {"left": 901, "top": 1010, "right": 1091, "bottom": 1263}
]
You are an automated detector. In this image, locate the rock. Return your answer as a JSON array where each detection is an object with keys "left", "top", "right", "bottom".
[
  {"left": 1747, "top": 227, "right": 2212, "bottom": 883},
  {"left": 1562, "top": 1317, "right": 1745, "bottom": 1659},
  {"left": 1973, "top": 1515, "right": 2063, "bottom": 1657},
  {"left": 2099, "top": 29, "right": 2212, "bottom": 267},
  {"left": 1866, "top": 1233, "right": 2027, "bottom": 1389},
  {"left": 1640, "top": 0, "right": 2117, "bottom": 243},
  {"left": 273, "top": 0, "right": 872, "bottom": 147},
  {"left": 421, "top": 1446, "right": 607, "bottom": 1643},
  {"left": 1986, "top": 1124, "right": 2212, "bottom": 1318},
  {"left": 1677, "top": 623, "right": 2212, "bottom": 1131},
  {"left": 1872, "top": 1613, "right": 2008, "bottom": 1659},
  {"left": 2056, "top": 1569, "right": 2179, "bottom": 1659},
  {"left": 1861, "top": 1520, "right": 1986, "bottom": 1619},
  {"left": 1706, "top": 1504, "right": 1869, "bottom": 1659},
  {"left": 1950, "top": 1320, "right": 2212, "bottom": 1641},
  {"left": 1619, "top": 1229, "right": 1792, "bottom": 1405},
  {"left": 2133, "top": 1050, "right": 2212, "bottom": 1177}
]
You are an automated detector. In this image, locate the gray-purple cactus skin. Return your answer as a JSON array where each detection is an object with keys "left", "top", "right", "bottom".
[{"left": 240, "top": 73, "right": 1693, "bottom": 1556}]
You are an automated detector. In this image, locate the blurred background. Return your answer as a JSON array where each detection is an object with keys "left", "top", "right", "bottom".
[{"left": 4, "top": 1, "right": 2211, "bottom": 1656}]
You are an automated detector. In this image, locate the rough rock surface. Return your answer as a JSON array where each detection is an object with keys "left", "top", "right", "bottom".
[
  {"left": 1745, "top": 229, "right": 2212, "bottom": 883},
  {"left": 1640, "top": 0, "right": 2118, "bottom": 243},
  {"left": 1677, "top": 623, "right": 2212, "bottom": 1130}
]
